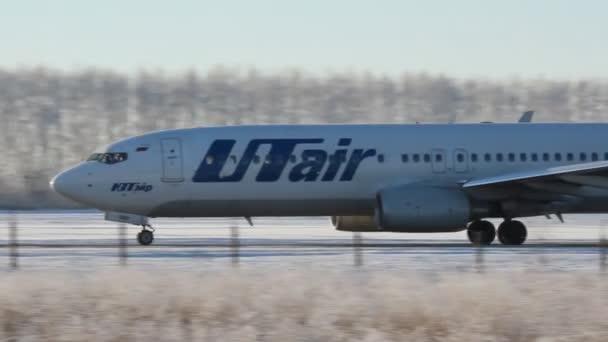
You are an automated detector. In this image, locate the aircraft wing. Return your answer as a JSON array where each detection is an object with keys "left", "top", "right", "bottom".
[
  {"left": 464, "top": 161, "right": 608, "bottom": 189},
  {"left": 462, "top": 161, "right": 608, "bottom": 208}
]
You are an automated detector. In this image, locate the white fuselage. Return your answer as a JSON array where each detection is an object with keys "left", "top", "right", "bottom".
[{"left": 51, "top": 123, "right": 608, "bottom": 218}]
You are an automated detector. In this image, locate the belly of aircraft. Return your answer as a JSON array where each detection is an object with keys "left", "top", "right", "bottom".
[{"left": 147, "top": 198, "right": 374, "bottom": 217}]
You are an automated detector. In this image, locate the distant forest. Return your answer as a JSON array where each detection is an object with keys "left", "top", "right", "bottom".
[{"left": 1, "top": 67, "right": 608, "bottom": 208}]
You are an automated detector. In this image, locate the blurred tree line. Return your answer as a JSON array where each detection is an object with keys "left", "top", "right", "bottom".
[{"left": 1, "top": 67, "right": 607, "bottom": 208}]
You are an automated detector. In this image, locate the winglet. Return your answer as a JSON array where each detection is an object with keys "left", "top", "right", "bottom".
[{"left": 518, "top": 110, "right": 534, "bottom": 123}]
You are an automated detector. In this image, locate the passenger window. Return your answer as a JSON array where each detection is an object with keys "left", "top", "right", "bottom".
[
  {"left": 413, "top": 154, "right": 420, "bottom": 163},
  {"left": 471, "top": 153, "right": 478, "bottom": 162},
  {"left": 604, "top": 152, "right": 608, "bottom": 161},
  {"left": 542, "top": 153, "right": 550, "bottom": 162},
  {"left": 377, "top": 154, "right": 385, "bottom": 163},
  {"left": 567, "top": 153, "right": 574, "bottom": 162},
  {"left": 435, "top": 154, "right": 443, "bottom": 162},
  {"left": 531, "top": 153, "right": 538, "bottom": 162},
  {"left": 401, "top": 154, "right": 409, "bottom": 163},
  {"left": 508, "top": 153, "right": 515, "bottom": 162},
  {"left": 484, "top": 153, "right": 492, "bottom": 162},
  {"left": 555, "top": 153, "right": 562, "bottom": 162},
  {"left": 456, "top": 153, "right": 464, "bottom": 163},
  {"left": 592, "top": 153, "right": 599, "bottom": 161},
  {"left": 423, "top": 154, "right": 431, "bottom": 163},
  {"left": 520, "top": 153, "right": 527, "bottom": 162},
  {"left": 580, "top": 153, "right": 587, "bottom": 162},
  {"left": 496, "top": 153, "right": 503, "bottom": 162}
]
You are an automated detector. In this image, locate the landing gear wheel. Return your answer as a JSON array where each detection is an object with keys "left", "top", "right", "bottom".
[
  {"left": 467, "top": 220, "right": 496, "bottom": 246},
  {"left": 497, "top": 220, "right": 527, "bottom": 245},
  {"left": 137, "top": 230, "right": 154, "bottom": 246}
]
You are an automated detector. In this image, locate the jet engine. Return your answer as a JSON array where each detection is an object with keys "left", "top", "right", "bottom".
[
  {"left": 331, "top": 215, "right": 380, "bottom": 232},
  {"left": 376, "top": 185, "right": 471, "bottom": 232}
]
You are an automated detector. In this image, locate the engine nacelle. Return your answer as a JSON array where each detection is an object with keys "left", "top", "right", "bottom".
[
  {"left": 331, "top": 215, "right": 380, "bottom": 232},
  {"left": 376, "top": 185, "right": 471, "bottom": 232}
]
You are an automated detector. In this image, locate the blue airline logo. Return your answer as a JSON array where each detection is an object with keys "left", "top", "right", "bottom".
[
  {"left": 111, "top": 182, "right": 153, "bottom": 192},
  {"left": 192, "top": 138, "right": 376, "bottom": 182}
]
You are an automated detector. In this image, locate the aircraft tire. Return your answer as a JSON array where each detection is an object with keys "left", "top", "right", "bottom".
[
  {"left": 497, "top": 220, "right": 527, "bottom": 245},
  {"left": 467, "top": 220, "right": 496, "bottom": 245},
  {"left": 137, "top": 230, "right": 154, "bottom": 246}
]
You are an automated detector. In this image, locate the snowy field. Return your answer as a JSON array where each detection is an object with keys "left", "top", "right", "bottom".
[
  {"left": 0, "top": 270, "right": 607, "bottom": 341},
  {"left": 0, "top": 211, "right": 608, "bottom": 340}
]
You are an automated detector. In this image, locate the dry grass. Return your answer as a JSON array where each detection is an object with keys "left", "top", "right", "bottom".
[{"left": 0, "top": 269, "right": 606, "bottom": 341}]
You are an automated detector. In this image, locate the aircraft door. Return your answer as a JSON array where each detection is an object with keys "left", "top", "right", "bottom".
[
  {"left": 161, "top": 138, "right": 184, "bottom": 182},
  {"left": 453, "top": 148, "right": 469, "bottom": 173},
  {"left": 431, "top": 149, "right": 446, "bottom": 173}
]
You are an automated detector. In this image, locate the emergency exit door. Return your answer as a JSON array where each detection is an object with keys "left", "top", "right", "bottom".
[{"left": 161, "top": 138, "right": 184, "bottom": 182}]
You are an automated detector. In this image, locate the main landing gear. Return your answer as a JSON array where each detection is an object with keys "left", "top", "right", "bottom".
[
  {"left": 467, "top": 220, "right": 495, "bottom": 245},
  {"left": 137, "top": 225, "right": 155, "bottom": 246},
  {"left": 497, "top": 220, "right": 527, "bottom": 245},
  {"left": 467, "top": 219, "right": 527, "bottom": 246}
]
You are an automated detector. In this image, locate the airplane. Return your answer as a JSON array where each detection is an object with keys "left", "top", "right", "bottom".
[{"left": 50, "top": 114, "right": 608, "bottom": 246}]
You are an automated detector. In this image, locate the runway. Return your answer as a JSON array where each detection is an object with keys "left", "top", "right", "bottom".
[{"left": 1, "top": 210, "right": 608, "bottom": 273}]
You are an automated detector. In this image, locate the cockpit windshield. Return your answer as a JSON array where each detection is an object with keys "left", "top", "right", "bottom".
[{"left": 87, "top": 152, "right": 128, "bottom": 164}]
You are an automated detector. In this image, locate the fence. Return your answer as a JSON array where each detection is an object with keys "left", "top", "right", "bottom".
[{"left": 3, "top": 211, "right": 608, "bottom": 272}]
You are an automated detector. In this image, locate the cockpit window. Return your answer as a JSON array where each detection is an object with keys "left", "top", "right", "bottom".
[{"left": 87, "top": 152, "right": 128, "bottom": 164}]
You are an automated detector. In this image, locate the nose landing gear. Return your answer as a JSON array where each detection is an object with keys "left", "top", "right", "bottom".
[
  {"left": 137, "top": 225, "right": 155, "bottom": 246},
  {"left": 104, "top": 212, "right": 155, "bottom": 245}
]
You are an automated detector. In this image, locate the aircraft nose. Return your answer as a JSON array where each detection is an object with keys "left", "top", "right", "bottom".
[
  {"left": 50, "top": 167, "right": 85, "bottom": 201},
  {"left": 50, "top": 170, "right": 70, "bottom": 198}
]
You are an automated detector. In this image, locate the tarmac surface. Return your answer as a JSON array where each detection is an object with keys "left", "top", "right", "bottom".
[{"left": 1, "top": 210, "right": 608, "bottom": 273}]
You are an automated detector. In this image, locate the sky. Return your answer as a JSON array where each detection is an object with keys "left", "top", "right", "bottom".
[{"left": 0, "top": 0, "right": 606, "bottom": 79}]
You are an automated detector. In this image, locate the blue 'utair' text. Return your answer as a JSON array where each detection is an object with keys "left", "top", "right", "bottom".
[{"left": 192, "top": 138, "right": 376, "bottom": 182}]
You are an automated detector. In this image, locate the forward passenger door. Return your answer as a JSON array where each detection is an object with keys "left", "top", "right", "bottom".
[{"left": 161, "top": 138, "right": 184, "bottom": 182}]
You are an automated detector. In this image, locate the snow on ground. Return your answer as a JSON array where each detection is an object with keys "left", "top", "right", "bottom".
[
  {"left": 2, "top": 270, "right": 608, "bottom": 341},
  {"left": 1, "top": 211, "right": 608, "bottom": 340},
  {"left": 0, "top": 210, "right": 607, "bottom": 273}
]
